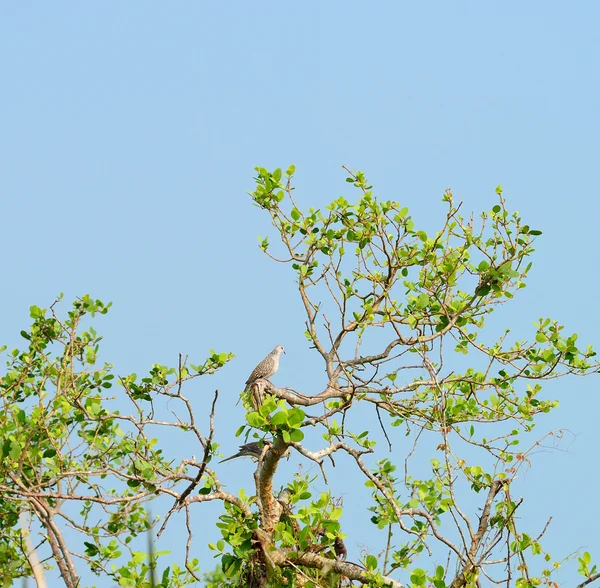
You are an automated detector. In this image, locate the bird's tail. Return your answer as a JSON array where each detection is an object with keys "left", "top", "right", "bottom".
[{"left": 219, "top": 453, "right": 239, "bottom": 464}]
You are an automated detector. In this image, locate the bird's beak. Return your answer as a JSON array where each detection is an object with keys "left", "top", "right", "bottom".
[{"left": 283, "top": 349, "right": 286, "bottom": 354}]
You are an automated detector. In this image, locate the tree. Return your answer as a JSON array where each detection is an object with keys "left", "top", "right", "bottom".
[{"left": 1, "top": 166, "right": 598, "bottom": 588}]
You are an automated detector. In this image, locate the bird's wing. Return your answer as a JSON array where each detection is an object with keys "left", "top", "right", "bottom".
[{"left": 245, "top": 356, "right": 269, "bottom": 386}]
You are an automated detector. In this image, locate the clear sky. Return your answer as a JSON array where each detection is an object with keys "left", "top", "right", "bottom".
[{"left": 1, "top": 2, "right": 599, "bottom": 585}]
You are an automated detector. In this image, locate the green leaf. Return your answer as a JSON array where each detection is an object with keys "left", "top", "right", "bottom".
[
  {"left": 365, "top": 554, "right": 377, "bottom": 570},
  {"left": 476, "top": 284, "right": 491, "bottom": 297},
  {"left": 290, "top": 429, "right": 304, "bottom": 442},
  {"left": 8, "top": 439, "right": 20, "bottom": 460},
  {"left": 287, "top": 408, "right": 305, "bottom": 428},
  {"left": 291, "top": 208, "right": 301, "bottom": 221},
  {"left": 270, "top": 411, "right": 289, "bottom": 426},
  {"left": 416, "top": 293, "right": 429, "bottom": 309},
  {"left": 84, "top": 542, "right": 99, "bottom": 557},
  {"left": 410, "top": 568, "right": 427, "bottom": 586},
  {"left": 330, "top": 507, "right": 342, "bottom": 520},
  {"left": 247, "top": 412, "right": 266, "bottom": 428},
  {"left": 222, "top": 554, "right": 240, "bottom": 576}
]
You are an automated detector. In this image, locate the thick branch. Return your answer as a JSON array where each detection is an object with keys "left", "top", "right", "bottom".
[
  {"left": 257, "top": 436, "right": 291, "bottom": 533},
  {"left": 270, "top": 547, "right": 403, "bottom": 588},
  {"left": 184, "top": 490, "right": 253, "bottom": 517}
]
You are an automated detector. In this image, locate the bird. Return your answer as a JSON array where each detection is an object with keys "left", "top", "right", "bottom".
[
  {"left": 244, "top": 345, "right": 285, "bottom": 410},
  {"left": 245, "top": 345, "right": 285, "bottom": 388},
  {"left": 219, "top": 441, "right": 264, "bottom": 463},
  {"left": 219, "top": 441, "right": 291, "bottom": 464}
]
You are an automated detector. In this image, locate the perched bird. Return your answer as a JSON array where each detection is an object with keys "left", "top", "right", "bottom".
[
  {"left": 245, "top": 345, "right": 285, "bottom": 410},
  {"left": 245, "top": 345, "right": 285, "bottom": 387},
  {"left": 220, "top": 441, "right": 264, "bottom": 463},
  {"left": 219, "top": 441, "right": 291, "bottom": 464}
]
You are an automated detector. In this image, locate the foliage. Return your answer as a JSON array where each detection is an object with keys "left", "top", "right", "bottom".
[
  {"left": 0, "top": 167, "right": 599, "bottom": 587},
  {"left": 0, "top": 294, "right": 231, "bottom": 587}
]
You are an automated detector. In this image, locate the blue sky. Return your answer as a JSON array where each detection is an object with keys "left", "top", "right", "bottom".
[{"left": 1, "top": 2, "right": 599, "bottom": 585}]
